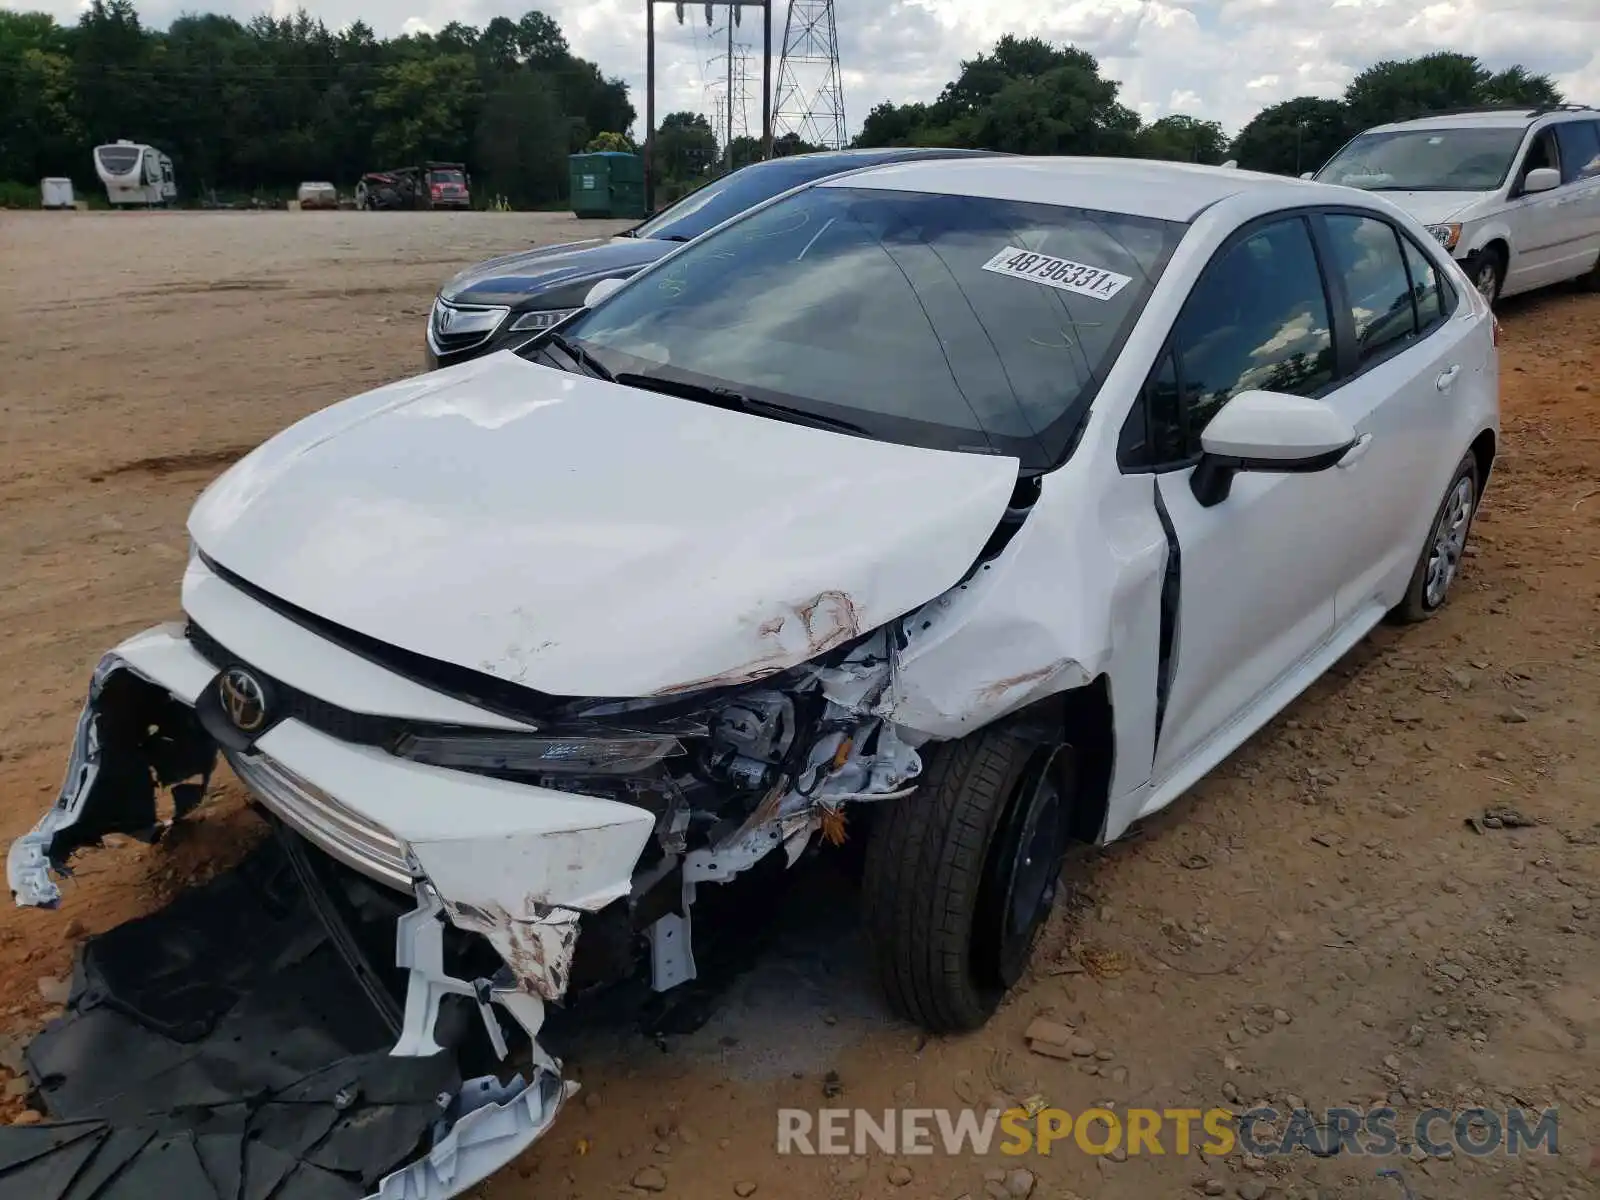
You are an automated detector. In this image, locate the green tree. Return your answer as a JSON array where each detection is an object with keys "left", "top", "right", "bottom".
[
  {"left": 476, "top": 69, "right": 569, "bottom": 206},
  {"left": 586, "top": 130, "right": 635, "bottom": 153},
  {"left": 1135, "top": 115, "right": 1228, "bottom": 164},
  {"left": 1343, "top": 52, "right": 1562, "bottom": 130},
  {"left": 1230, "top": 97, "right": 1354, "bottom": 176},
  {"left": 654, "top": 111, "right": 718, "bottom": 181},
  {"left": 371, "top": 54, "right": 481, "bottom": 163}
]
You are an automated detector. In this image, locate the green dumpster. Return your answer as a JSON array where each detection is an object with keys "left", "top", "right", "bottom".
[{"left": 569, "top": 152, "right": 646, "bottom": 220}]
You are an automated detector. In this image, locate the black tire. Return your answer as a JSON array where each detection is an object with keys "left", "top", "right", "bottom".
[
  {"left": 1462, "top": 246, "right": 1504, "bottom": 305},
  {"left": 1579, "top": 256, "right": 1600, "bottom": 293},
  {"left": 1390, "top": 450, "right": 1480, "bottom": 624},
  {"left": 861, "top": 728, "right": 1072, "bottom": 1033}
]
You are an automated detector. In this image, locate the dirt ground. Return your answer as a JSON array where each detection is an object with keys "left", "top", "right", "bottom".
[{"left": 1, "top": 209, "right": 1597, "bottom": 1200}]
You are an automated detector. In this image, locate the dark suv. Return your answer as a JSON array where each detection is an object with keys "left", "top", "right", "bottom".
[{"left": 424, "top": 147, "right": 1000, "bottom": 370}]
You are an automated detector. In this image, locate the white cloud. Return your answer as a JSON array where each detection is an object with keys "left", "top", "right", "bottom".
[{"left": 12, "top": 0, "right": 1597, "bottom": 138}]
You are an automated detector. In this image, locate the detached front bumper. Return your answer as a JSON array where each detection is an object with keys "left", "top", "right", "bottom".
[{"left": 5, "top": 622, "right": 657, "bottom": 1198}]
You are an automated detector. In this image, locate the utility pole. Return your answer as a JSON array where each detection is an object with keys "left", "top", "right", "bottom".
[{"left": 646, "top": 0, "right": 772, "bottom": 212}]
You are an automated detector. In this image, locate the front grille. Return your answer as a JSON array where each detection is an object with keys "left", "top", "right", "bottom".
[
  {"left": 226, "top": 748, "right": 412, "bottom": 891},
  {"left": 186, "top": 621, "right": 410, "bottom": 748},
  {"left": 429, "top": 301, "right": 507, "bottom": 355}
]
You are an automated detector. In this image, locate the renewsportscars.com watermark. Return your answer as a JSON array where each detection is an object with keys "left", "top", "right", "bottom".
[{"left": 777, "top": 1105, "right": 1561, "bottom": 1158}]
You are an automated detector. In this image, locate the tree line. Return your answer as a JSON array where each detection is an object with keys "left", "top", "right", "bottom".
[
  {"left": 0, "top": 2, "right": 1571, "bottom": 208},
  {"left": 851, "top": 38, "right": 1567, "bottom": 175},
  {"left": 0, "top": 0, "right": 635, "bottom": 206}
]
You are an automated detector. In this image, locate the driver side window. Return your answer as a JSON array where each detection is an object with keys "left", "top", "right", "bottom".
[
  {"left": 1518, "top": 128, "right": 1562, "bottom": 191},
  {"left": 1120, "top": 216, "right": 1335, "bottom": 469}
]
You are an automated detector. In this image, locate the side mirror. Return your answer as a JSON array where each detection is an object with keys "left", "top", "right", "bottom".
[
  {"left": 584, "top": 277, "right": 627, "bottom": 307},
  {"left": 1298, "top": 171, "right": 1314, "bottom": 180},
  {"left": 1191, "top": 390, "right": 1357, "bottom": 507},
  {"left": 1521, "top": 166, "right": 1560, "bottom": 194}
]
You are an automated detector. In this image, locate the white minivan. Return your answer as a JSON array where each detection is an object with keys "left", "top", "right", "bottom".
[{"left": 1314, "top": 104, "right": 1600, "bottom": 302}]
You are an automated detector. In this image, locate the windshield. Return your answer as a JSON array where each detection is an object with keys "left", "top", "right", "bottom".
[
  {"left": 1316, "top": 127, "right": 1526, "bottom": 192},
  {"left": 535, "top": 184, "right": 1184, "bottom": 467},
  {"left": 633, "top": 158, "right": 882, "bottom": 243},
  {"left": 430, "top": 170, "right": 466, "bottom": 186}
]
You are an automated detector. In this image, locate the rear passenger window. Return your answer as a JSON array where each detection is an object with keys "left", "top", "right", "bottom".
[
  {"left": 1400, "top": 238, "right": 1445, "bottom": 334},
  {"left": 1554, "top": 120, "right": 1600, "bottom": 183},
  {"left": 1173, "top": 217, "right": 1335, "bottom": 441},
  {"left": 1324, "top": 215, "right": 1417, "bottom": 363}
]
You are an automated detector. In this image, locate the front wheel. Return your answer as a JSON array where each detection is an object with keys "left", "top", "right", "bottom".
[
  {"left": 861, "top": 729, "right": 1074, "bottom": 1033},
  {"left": 1462, "top": 247, "right": 1504, "bottom": 305},
  {"left": 1390, "top": 450, "right": 1480, "bottom": 624}
]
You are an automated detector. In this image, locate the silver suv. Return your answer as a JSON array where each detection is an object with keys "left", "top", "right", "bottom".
[{"left": 1314, "top": 104, "right": 1600, "bottom": 302}]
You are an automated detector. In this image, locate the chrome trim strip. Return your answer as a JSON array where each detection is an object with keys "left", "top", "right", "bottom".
[{"left": 226, "top": 747, "right": 413, "bottom": 891}]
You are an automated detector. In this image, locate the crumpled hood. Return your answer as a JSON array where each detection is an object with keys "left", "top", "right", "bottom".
[
  {"left": 440, "top": 237, "right": 673, "bottom": 308},
  {"left": 188, "top": 353, "right": 1019, "bottom": 700}
]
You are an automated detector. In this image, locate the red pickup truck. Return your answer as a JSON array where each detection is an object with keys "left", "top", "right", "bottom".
[{"left": 356, "top": 162, "right": 472, "bottom": 211}]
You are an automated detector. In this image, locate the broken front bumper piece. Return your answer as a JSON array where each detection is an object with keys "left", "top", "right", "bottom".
[
  {"left": 4, "top": 623, "right": 656, "bottom": 1198},
  {"left": 0, "top": 836, "right": 572, "bottom": 1199}
]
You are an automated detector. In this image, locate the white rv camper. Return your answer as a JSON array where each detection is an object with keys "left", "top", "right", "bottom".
[{"left": 93, "top": 141, "right": 177, "bottom": 206}]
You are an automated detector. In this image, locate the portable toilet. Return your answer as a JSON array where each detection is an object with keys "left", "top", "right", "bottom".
[
  {"left": 568, "top": 152, "right": 646, "bottom": 220},
  {"left": 41, "top": 178, "right": 75, "bottom": 209}
]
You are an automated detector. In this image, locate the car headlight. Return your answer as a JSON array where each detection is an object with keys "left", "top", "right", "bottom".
[
  {"left": 392, "top": 731, "right": 682, "bottom": 775},
  {"left": 1427, "top": 223, "right": 1461, "bottom": 251},
  {"left": 510, "top": 308, "right": 581, "bottom": 333}
]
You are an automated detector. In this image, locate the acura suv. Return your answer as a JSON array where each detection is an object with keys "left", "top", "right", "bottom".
[{"left": 424, "top": 147, "right": 999, "bottom": 369}]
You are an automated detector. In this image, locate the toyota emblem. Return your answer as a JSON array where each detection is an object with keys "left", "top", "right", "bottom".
[{"left": 219, "top": 667, "right": 268, "bottom": 733}]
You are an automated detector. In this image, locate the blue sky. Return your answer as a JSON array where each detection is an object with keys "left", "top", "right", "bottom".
[{"left": 6, "top": 0, "right": 1596, "bottom": 138}]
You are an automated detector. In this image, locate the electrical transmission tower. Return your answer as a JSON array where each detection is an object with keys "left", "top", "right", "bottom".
[
  {"left": 705, "top": 12, "right": 754, "bottom": 156},
  {"left": 773, "top": 0, "right": 845, "bottom": 150}
]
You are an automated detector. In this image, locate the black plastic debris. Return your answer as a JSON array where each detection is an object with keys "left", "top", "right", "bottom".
[{"left": 0, "top": 837, "right": 462, "bottom": 1200}]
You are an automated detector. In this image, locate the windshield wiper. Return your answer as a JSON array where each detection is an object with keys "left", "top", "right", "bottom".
[
  {"left": 613, "top": 372, "right": 870, "bottom": 435},
  {"left": 544, "top": 332, "right": 615, "bottom": 381}
]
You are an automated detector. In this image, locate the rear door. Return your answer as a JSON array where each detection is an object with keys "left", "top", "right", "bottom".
[{"left": 1312, "top": 211, "right": 1483, "bottom": 620}]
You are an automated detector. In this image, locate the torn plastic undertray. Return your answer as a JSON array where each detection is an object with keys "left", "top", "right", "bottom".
[{"left": 0, "top": 838, "right": 467, "bottom": 1200}]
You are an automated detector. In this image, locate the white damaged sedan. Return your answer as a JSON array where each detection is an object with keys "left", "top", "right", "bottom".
[{"left": 8, "top": 157, "right": 1498, "bottom": 1196}]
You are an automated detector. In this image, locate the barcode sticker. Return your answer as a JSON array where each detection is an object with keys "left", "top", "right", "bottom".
[{"left": 981, "top": 246, "right": 1132, "bottom": 300}]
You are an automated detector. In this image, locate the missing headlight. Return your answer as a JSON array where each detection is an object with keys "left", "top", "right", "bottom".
[{"left": 392, "top": 731, "right": 682, "bottom": 775}]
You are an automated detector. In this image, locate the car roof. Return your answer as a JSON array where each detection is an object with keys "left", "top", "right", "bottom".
[
  {"left": 744, "top": 146, "right": 998, "bottom": 173},
  {"left": 1363, "top": 107, "right": 1596, "bottom": 134},
  {"left": 815, "top": 156, "right": 1341, "bottom": 223}
]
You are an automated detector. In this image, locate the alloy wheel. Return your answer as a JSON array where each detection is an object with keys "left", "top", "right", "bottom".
[{"left": 1425, "top": 476, "right": 1475, "bottom": 608}]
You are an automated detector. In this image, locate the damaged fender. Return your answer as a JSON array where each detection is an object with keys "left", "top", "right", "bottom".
[{"left": 885, "top": 467, "right": 1171, "bottom": 839}]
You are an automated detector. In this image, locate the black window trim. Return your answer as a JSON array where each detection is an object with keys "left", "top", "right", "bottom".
[{"left": 1118, "top": 204, "right": 1460, "bottom": 476}]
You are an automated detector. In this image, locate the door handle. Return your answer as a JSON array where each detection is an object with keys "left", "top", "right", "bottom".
[
  {"left": 1337, "top": 433, "right": 1374, "bottom": 469},
  {"left": 1436, "top": 364, "right": 1462, "bottom": 392}
]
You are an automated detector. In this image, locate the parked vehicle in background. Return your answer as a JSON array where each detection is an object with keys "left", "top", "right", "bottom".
[
  {"left": 10, "top": 157, "right": 1498, "bottom": 1199},
  {"left": 296, "top": 181, "right": 338, "bottom": 210},
  {"left": 424, "top": 146, "right": 1002, "bottom": 370},
  {"left": 40, "top": 178, "right": 75, "bottom": 209},
  {"left": 1314, "top": 104, "right": 1600, "bottom": 302},
  {"left": 93, "top": 140, "right": 176, "bottom": 207},
  {"left": 356, "top": 162, "right": 471, "bottom": 211}
]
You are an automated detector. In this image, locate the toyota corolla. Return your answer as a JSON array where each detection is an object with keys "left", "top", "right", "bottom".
[{"left": 6, "top": 156, "right": 1498, "bottom": 1198}]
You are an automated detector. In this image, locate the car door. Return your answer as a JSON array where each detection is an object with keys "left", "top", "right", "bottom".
[
  {"left": 1501, "top": 125, "right": 1567, "bottom": 294},
  {"left": 1312, "top": 211, "right": 1478, "bottom": 621},
  {"left": 1553, "top": 119, "right": 1600, "bottom": 279},
  {"left": 1132, "top": 214, "right": 1360, "bottom": 782}
]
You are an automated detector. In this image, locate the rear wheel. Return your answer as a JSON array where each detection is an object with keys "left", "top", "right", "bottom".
[
  {"left": 861, "top": 729, "right": 1074, "bottom": 1033},
  {"left": 1390, "top": 450, "right": 1480, "bottom": 624}
]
